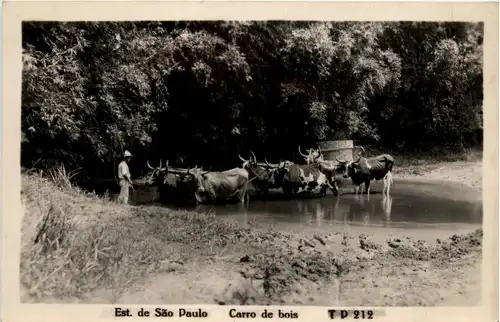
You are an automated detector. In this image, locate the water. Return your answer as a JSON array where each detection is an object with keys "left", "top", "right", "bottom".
[
  {"left": 109, "top": 178, "right": 482, "bottom": 243},
  {"left": 178, "top": 179, "right": 483, "bottom": 243}
]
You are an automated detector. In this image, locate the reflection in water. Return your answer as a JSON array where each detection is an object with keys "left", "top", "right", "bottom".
[
  {"left": 316, "top": 203, "right": 325, "bottom": 227},
  {"left": 198, "top": 181, "right": 482, "bottom": 228},
  {"left": 382, "top": 194, "right": 393, "bottom": 225},
  {"left": 351, "top": 194, "right": 372, "bottom": 227},
  {"left": 147, "top": 181, "right": 481, "bottom": 232}
]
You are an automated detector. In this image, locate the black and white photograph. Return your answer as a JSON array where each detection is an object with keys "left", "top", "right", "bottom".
[{"left": 9, "top": 2, "right": 496, "bottom": 314}]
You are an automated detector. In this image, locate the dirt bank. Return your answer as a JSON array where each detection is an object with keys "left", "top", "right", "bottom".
[
  {"left": 394, "top": 151, "right": 482, "bottom": 190},
  {"left": 395, "top": 161, "right": 482, "bottom": 191},
  {"left": 20, "top": 160, "right": 482, "bottom": 305}
]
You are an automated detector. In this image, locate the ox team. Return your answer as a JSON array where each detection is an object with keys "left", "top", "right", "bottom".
[{"left": 116, "top": 147, "right": 394, "bottom": 205}]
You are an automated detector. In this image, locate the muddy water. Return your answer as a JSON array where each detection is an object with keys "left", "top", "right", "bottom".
[
  {"left": 184, "top": 179, "right": 483, "bottom": 243},
  {"left": 112, "top": 178, "right": 482, "bottom": 243}
]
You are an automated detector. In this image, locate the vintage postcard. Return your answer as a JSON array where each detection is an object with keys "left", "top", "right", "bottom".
[{"left": 2, "top": 1, "right": 498, "bottom": 322}]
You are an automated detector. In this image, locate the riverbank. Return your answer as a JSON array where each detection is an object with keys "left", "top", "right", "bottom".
[
  {"left": 20, "top": 157, "right": 483, "bottom": 305},
  {"left": 392, "top": 148, "right": 482, "bottom": 190}
]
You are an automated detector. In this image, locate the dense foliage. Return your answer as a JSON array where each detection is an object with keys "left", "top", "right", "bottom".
[{"left": 22, "top": 21, "right": 483, "bottom": 176}]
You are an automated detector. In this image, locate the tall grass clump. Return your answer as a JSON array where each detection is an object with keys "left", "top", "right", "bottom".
[{"left": 20, "top": 166, "right": 237, "bottom": 302}]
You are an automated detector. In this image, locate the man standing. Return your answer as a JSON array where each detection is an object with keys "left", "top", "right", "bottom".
[{"left": 117, "top": 150, "right": 134, "bottom": 204}]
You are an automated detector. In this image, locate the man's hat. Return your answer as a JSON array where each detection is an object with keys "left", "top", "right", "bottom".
[{"left": 124, "top": 150, "right": 133, "bottom": 158}]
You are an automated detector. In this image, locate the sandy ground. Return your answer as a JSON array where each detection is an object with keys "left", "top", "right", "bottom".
[
  {"left": 20, "top": 159, "right": 483, "bottom": 306},
  {"left": 395, "top": 160, "right": 482, "bottom": 191},
  {"left": 97, "top": 231, "right": 482, "bottom": 306}
]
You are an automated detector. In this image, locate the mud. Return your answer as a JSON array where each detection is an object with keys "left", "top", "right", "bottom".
[{"left": 214, "top": 228, "right": 482, "bottom": 306}]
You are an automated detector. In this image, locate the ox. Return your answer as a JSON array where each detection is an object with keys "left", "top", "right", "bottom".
[
  {"left": 269, "top": 161, "right": 339, "bottom": 198},
  {"left": 298, "top": 146, "right": 324, "bottom": 164},
  {"left": 238, "top": 151, "right": 277, "bottom": 197},
  {"left": 297, "top": 146, "right": 345, "bottom": 183},
  {"left": 189, "top": 167, "right": 250, "bottom": 205},
  {"left": 335, "top": 148, "right": 394, "bottom": 196},
  {"left": 144, "top": 160, "right": 199, "bottom": 206},
  {"left": 267, "top": 159, "right": 295, "bottom": 168}
]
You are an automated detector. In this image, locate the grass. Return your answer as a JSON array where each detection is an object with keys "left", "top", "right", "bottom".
[{"left": 20, "top": 166, "right": 241, "bottom": 302}]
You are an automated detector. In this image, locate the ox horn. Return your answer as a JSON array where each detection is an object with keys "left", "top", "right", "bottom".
[
  {"left": 265, "top": 158, "right": 273, "bottom": 168},
  {"left": 238, "top": 154, "right": 247, "bottom": 162},
  {"left": 352, "top": 146, "right": 364, "bottom": 163},
  {"left": 147, "top": 160, "right": 154, "bottom": 170},
  {"left": 250, "top": 150, "right": 257, "bottom": 162},
  {"left": 335, "top": 156, "right": 346, "bottom": 163},
  {"left": 355, "top": 146, "right": 365, "bottom": 153},
  {"left": 298, "top": 146, "right": 308, "bottom": 157},
  {"left": 159, "top": 159, "right": 163, "bottom": 169}
]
